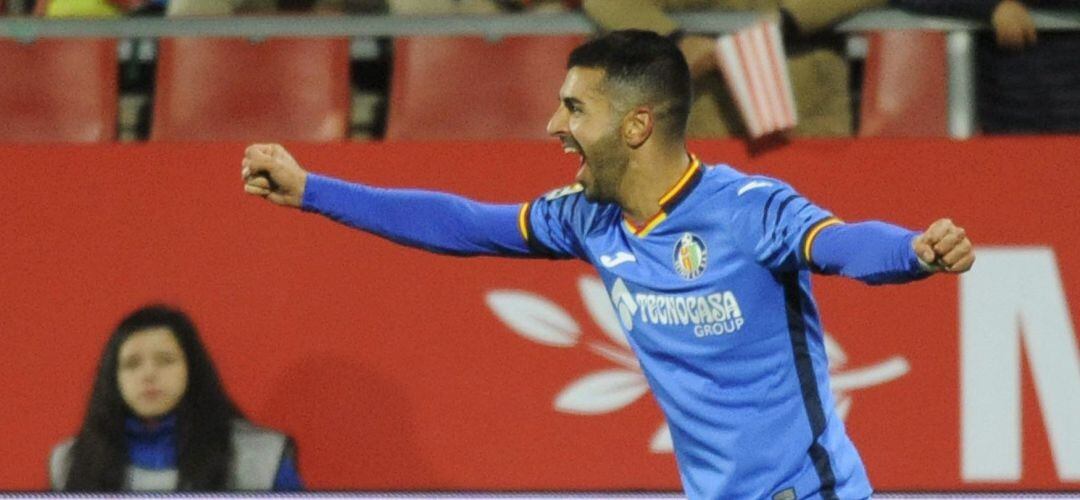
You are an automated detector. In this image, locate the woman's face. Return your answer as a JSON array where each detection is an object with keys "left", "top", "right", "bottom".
[{"left": 116, "top": 327, "right": 189, "bottom": 419}]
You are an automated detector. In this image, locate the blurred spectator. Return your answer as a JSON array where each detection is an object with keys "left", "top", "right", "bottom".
[
  {"left": 166, "top": 0, "right": 345, "bottom": 15},
  {"left": 39, "top": 0, "right": 133, "bottom": 16},
  {"left": 388, "top": 0, "right": 568, "bottom": 14},
  {"left": 892, "top": 0, "right": 1080, "bottom": 134},
  {"left": 34, "top": 0, "right": 381, "bottom": 16},
  {"left": 388, "top": 0, "right": 500, "bottom": 14},
  {"left": 39, "top": 0, "right": 157, "bottom": 17},
  {"left": 583, "top": 0, "right": 886, "bottom": 138},
  {"left": 49, "top": 305, "right": 302, "bottom": 491}
]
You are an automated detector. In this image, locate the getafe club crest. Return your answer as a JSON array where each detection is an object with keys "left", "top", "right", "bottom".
[{"left": 673, "top": 232, "right": 707, "bottom": 280}]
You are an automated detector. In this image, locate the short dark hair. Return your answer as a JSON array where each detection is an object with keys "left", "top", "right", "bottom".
[
  {"left": 64, "top": 305, "right": 243, "bottom": 490},
  {"left": 567, "top": 29, "right": 692, "bottom": 140}
]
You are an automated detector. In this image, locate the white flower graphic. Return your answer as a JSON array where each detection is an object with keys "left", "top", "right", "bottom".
[{"left": 485, "top": 275, "right": 910, "bottom": 453}]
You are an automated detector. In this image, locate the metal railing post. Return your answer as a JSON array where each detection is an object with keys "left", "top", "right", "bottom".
[{"left": 946, "top": 31, "right": 976, "bottom": 139}]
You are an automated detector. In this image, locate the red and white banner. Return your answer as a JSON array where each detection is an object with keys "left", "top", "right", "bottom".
[
  {"left": 715, "top": 20, "right": 798, "bottom": 138},
  {"left": 2, "top": 138, "right": 1078, "bottom": 492}
]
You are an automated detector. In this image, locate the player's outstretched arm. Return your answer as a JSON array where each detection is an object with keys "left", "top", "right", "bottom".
[
  {"left": 809, "top": 217, "right": 974, "bottom": 285},
  {"left": 239, "top": 143, "right": 532, "bottom": 257}
]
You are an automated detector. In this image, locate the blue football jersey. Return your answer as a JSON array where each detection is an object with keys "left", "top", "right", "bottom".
[{"left": 520, "top": 157, "right": 871, "bottom": 500}]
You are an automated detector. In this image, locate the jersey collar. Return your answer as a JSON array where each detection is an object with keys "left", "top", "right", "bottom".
[{"left": 623, "top": 154, "right": 703, "bottom": 237}]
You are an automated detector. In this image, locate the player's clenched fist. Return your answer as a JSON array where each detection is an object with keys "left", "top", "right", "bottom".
[
  {"left": 241, "top": 143, "right": 308, "bottom": 208},
  {"left": 912, "top": 218, "right": 975, "bottom": 273}
]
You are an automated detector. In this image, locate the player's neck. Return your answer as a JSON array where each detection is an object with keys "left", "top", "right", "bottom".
[{"left": 619, "top": 145, "right": 693, "bottom": 225}]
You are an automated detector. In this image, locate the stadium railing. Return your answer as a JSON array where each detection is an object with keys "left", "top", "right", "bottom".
[{"left": 0, "top": 8, "right": 1077, "bottom": 139}]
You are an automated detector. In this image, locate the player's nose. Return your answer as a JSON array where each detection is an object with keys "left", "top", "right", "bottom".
[{"left": 546, "top": 105, "right": 568, "bottom": 138}]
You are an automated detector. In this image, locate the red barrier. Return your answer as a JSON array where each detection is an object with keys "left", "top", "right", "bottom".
[{"left": 2, "top": 138, "right": 1078, "bottom": 491}]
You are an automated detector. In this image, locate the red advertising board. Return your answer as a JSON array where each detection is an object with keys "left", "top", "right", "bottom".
[{"left": 1, "top": 137, "right": 1078, "bottom": 491}]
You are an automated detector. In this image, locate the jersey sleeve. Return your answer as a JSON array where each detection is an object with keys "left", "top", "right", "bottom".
[
  {"left": 726, "top": 177, "right": 839, "bottom": 272},
  {"left": 301, "top": 173, "right": 533, "bottom": 257},
  {"left": 519, "top": 184, "right": 591, "bottom": 261},
  {"left": 810, "top": 221, "right": 932, "bottom": 284}
]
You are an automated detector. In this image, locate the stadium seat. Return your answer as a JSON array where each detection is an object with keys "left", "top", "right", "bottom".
[
  {"left": 151, "top": 37, "right": 350, "bottom": 142},
  {"left": 858, "top": 31, "right": 949, "bottom": 137},
  {"left": 385, "top": 35, "right": 585, "bottom": 141},
  {"left": 0, "top": 39, "right": 117, "bottom": 143}
]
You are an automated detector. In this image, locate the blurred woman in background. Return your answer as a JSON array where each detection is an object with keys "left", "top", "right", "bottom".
[{"left": 49, "top": 305, "right": 302, "bottom": 491}]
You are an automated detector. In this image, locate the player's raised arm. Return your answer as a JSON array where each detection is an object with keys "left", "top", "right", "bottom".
[
  {"left": 807, "top": 217, "right": 975, "bottom": 284},
  {"left": 726, "top": 176, "right": 974, "bottom": 283},
  {"left": 241, "top": 143, "right": 540, "bottom": 257}
]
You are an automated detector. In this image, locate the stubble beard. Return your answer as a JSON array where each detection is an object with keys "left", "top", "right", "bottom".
[{"left": 580, "top": 132, "right": 628, "bottom": 204}]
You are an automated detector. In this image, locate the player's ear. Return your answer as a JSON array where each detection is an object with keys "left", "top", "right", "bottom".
[{"left": 622, "top": 106, "right": 653, "bottom": 148}]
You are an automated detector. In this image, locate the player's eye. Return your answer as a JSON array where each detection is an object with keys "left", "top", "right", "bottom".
[{"left": 563, "top": 99, "right": 582, "bottom": 114}]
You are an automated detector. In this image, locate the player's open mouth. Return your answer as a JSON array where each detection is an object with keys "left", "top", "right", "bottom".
[
  {"left": 567, "top": 150, "right": 587, "bottom": 182},
  {"left": 561, "top": 140, "right": 587, "bottom": 180}
]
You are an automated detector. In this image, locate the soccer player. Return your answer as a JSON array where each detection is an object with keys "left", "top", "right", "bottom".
[{"left": 242, "top": 30, "right": 974, "bottom": 500}]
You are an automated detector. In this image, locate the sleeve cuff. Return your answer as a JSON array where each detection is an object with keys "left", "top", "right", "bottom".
[{"left": 300, "top": 172, "right": 341, "bottom": 213}]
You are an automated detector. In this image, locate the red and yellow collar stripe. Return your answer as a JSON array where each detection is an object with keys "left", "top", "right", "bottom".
[{"left": 623, "top": 155, "right": 703, "bottom": 237}]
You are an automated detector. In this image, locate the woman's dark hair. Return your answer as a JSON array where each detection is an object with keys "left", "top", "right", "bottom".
[{"left": 64, "top": 305, "right": 243, "bottom": 491}]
